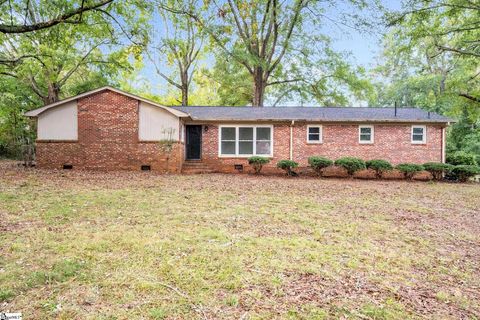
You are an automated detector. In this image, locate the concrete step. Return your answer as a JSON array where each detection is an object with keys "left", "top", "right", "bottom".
[
  {"left": 182, "top": 161, "right": 215, "bottom": 174},
  {"left": 182, "top": 169, "right": 216, "bottom": 174},
  {"left": 182, "top": 165, "right": 212, "bottom": 169},
  {"left": 182, "top": 163, "right": 210, "bottom": 167}
]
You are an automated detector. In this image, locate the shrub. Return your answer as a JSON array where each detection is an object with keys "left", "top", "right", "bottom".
[
  {"left": 396, "top": 163, "right": 424, "bottom": 180},
  {"left": 446, "top": 151, "right": 477, "bottom": 166},
  {"left": 248, "top": 156, "right": 270, "bottom": 174},
  {"left": 277, "top": 159, "right": 299, "bottom": 176},
  {"left": 334, "top": 157, "right": 366, "bottom": 177},
  {"left": 451, "top": 165, "right": 480, "bottom": 182},
  {"left": 308, "top": 156, "right": 333, "bottom": 176},
  {"left": 423, "top": 162, "right": 453, "bottom": 180},
  {"left": 365, "top": 159, "right": 393, "bottom": 179}
]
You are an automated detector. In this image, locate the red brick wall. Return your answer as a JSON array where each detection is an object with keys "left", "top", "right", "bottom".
[
  {"left": 198, "top": 123, "right": 444, "bottom": 173},
  {"left": 293, "top": 123, "right": 443, "bottom": 165},
  {"left": 35, "top": 89, "right": 444, "bottom": 173},
  {"left": 36, "top": 90, "right": 183, "bottom": 172},
  {"left": 200, "top": 124, "right": 288, "bottom": 173}
]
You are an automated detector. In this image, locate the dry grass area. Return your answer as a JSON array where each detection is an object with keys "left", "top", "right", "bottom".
[{"left": 1, "top": 160, "right": 479, "bottom": 320}]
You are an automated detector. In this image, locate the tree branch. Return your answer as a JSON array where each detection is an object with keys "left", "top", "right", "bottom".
[
  {"left": 266, "top": 78, "right": 303, "bottom": 86},
  {"left": 436, "top": 44, "right": 480, "bottom": 58},
  {"left": 459, "top": 92, "right": 480, "bottom": 103},
  {"left": 0, "top": 0, "right": 114, "bottom": 34},
  {"left": 268, "top": 0, "right": 306, "bottom": 73}
]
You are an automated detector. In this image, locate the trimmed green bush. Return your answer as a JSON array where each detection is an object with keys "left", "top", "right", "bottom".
[
  {"left": 423, "top": 162, "right": 453, "bottom": 180},
  {"left": 396, "top": 163, "right": 424, "bottom": 180},
  {"left": 334, "top": 157, "right": 366, "bottom": 177},
  {"left": 248, "top": 156, "right": 270, "bottom": 174},
  {"left": 308, "top": 156, "right": 333, "bottom": 176},
  {"left": 277, "top": 159, "right": 299, "bottom": 176},
  {"left": 446, "top": 151, "right": 477, "bottom": 166},
  {"left": 365, "top": 159, "right": 393, "bottom": 179},
  {"left": 451, "top": 165, "right": 480, "bottom": 182}
]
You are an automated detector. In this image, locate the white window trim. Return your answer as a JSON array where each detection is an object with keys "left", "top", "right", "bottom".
[
  {"left": 359, "top": 125, "right": 374, "bottom": 144},
  {"left": 307, "top": 125, "right": 323, "bottom": 144},
  {"left": 218, "top": 124, "right": 274, "bottom": 157},
  {"left": 411, "top": 125, "right": 426, "bottom": 144}
]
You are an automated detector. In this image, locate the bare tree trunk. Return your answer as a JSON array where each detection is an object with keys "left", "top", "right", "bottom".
[
  {"left": 181, "top": 85, "right": 188, "bottom": 106},
  {"left": 180, "top": 69, "right": 189, "bottom": 106},
  {"left": 44, "top": 82, "right": 60, "bottom": 104},
  {"left": 252, "top": 68, "right": 266, "bottom": 107}
]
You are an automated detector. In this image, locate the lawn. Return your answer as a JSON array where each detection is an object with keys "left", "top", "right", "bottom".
[{"left": 0, "top": 160, "right": 479, "bottom": 320}]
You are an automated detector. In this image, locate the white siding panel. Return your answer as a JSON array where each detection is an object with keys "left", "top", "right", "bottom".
[
  {"left": 38, "top": 101, "right": 78, "bottom": 140},
  {"left": 139, "top": 101, "right": 180, "bottom": 141}
]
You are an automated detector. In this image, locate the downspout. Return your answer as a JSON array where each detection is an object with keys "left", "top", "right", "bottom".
[
  {"left": 442, "top": 124, "right": 447, "bottom": 163},
  {"left": 289, "top": 120, "right": 295, "bottom": 160}
]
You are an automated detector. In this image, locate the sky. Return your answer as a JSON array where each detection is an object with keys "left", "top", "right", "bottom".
[{"left": 134, "top": 0, "right": 403, "bottom": 105}]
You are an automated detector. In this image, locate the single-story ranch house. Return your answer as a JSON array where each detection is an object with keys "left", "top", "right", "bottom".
[{"left": 25, "top": 86, "right": 453, "bottom": 173}]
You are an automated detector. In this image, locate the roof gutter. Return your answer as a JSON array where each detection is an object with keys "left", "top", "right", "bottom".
[{"left": 184, "top": 118, "right": 454, "bottom": 124}]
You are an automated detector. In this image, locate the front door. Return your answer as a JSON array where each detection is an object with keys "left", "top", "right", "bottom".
[{"left": 186, "top": 125, "right": 202, "bottom": 160}]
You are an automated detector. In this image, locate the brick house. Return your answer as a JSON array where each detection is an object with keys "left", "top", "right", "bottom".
[{"left": 25, "top": 86, "right": 453, "bottom": 173}]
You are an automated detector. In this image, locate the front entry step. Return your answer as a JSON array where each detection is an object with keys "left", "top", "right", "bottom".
[{"left": 182, "top": 160, "right": 216, "bottom": 174}]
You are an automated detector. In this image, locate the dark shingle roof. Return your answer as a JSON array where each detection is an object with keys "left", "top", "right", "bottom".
[{"left": 171, "top": 106, "right": 453, "bottom": 123}]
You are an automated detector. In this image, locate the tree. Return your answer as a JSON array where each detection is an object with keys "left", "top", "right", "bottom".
[
  {"left": 385, "top": 0, "right": 480, "bottom": 104},
  {"left": 0, "top": 0, "right": 114, "bottom": 34},
  {"left": 0, "top": 0, "right": 148, "bottom": 104},
  {"left": 196, "top": 48, "right": 253, "bottom": 106},
  {"left": 150, "top": 0, "right": 204, "bottom": 106},
  {"left": 159, "top": 0, "right": 373, "bottom": 107},
  {"left": 372, "top": 1, "right": 480, "bottom": 159},
  {"left": 0, "top": 0, "right": 149, "bottom": 157},
  {"left": 0, "top": 77, "right": 38, "bottom": 157},
  {"left": 266, "top": 47, "right": 374, "bottom": 106}
]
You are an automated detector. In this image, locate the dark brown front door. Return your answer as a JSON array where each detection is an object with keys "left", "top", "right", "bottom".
[{"left": 186, "top": 125, "right": 202, "bottom": 160}]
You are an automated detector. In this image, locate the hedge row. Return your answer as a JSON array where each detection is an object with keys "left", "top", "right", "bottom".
[{"left": 247, "top": 155, "right": 480, "bottom": 182}]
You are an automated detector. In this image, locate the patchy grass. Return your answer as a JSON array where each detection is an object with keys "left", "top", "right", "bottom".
[{"left": 0, "top": 160, "right": 479, "bottom": 319}]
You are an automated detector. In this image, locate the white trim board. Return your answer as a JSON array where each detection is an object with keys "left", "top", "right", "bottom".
[{"left": 24, "top": 86, "right": 188, "bottom": 118}]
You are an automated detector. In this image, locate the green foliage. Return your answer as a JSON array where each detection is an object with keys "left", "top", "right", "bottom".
[
  {"left": 396, "top": 163, "right": 424, "bottom": 180},
  {"left": 334, "top": 157, "right": 366, "bottom": 176},
  {"left": 153, "top": 0, "right": 205, "bottom": 106},
  {"left": 195, "top": 50, "right": 253, "bottom": 106},
  {"left": 446, "top": 151, "right": 478, "bottom": 166},
  {"left": 372, "top": 2, "right": 480, "bottom": 158},
  {"left": 0, "top": 289, "right": 14, "bottom": 302},
  {"left": 308, "top": 156, "right": 333, "bottom": 176},
  {"left": 149, "top": 308, "right": 167, "bottom": 320},
  {"left": 451, "top": 165, "right": 480, "bottom": 182},
  {"left": 423, "top": 162, "right": 453, "bottom": 180},
  {"left": 365, "top": 159, "right": 393, "bottom": 178},
  {"left": 0, "top": 1, "right": 149, "bottom": 156},
  {"left": 26, "top": 259, "right": 84, "bottom": 288},
  {"left": 277, "top": 159, "right": 299, "bottom": 176},
  {"left": 248, "top": 156, "right": 270, "bottom": 174},
  {"left": 175, "top": 0, "right": 374, "bottom": 106}
]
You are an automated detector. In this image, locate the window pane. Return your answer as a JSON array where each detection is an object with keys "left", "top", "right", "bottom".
[
  {"left": 309, "top": 133, "right": 320, "bottom": 141},
  {"left": 308, "top": 127, "right": 320, "bottom": 134},
  {"left": 360, "top": 134, "right": 371, "bottom": 141},
  {"left": 221, "top": 127, "right": 236, "bottom": 140},
  {"left": 413, "top": 127, "right": 424, "bottom": 134},
  {"left": 360, "top": 127, "right": 371, "bottom": 134},
  {"left": 412, "top": 134, "right": 424, "bottom": 141},
  {"left": 221, "top": 141, "right": 235, "bottom": 154},
  {"left": 256, "top": 127, "right": 271, "bottom": 140},
  {"left": 256, "top": 141, "right": 271, "bottom": 155},
  {"left": 239, "top": 127, "right": 253, "bottom": 140},
  {"left": 239, "top": 141, "right": 253, "bottom": 154}
]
